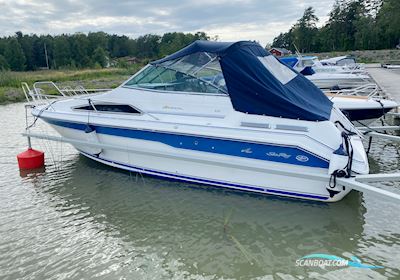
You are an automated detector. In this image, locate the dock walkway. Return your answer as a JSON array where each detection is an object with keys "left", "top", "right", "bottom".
[{"left": 366, "top": 64, "right": 400, "bottom": 103}]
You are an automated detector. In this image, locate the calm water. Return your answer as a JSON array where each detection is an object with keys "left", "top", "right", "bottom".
[{"left": 1, "top": 102, "right": 400, "bottom": 279}]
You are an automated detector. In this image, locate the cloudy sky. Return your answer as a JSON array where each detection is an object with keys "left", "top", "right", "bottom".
[{"left": 1, "top": 0, "right": 335, "bottom": 45}]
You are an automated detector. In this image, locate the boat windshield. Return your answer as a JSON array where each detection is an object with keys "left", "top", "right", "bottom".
[
  {"left": 124, "top": 52, "right": 228, "bottom": 95},
  {"left": 337, "top": 58, "right": 356, "bottom": 66},
  {"left": 298, "top": 58, "right": 315, "bottom": 67}
]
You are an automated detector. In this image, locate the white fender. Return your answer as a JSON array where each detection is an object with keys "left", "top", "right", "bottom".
[{"left": 82, "top": 125, "right": 102, "bottom": 155}]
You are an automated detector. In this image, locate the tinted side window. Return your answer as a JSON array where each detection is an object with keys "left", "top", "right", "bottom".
[{"left": 75, "top": 104, "right": 140, "bottom": 114}]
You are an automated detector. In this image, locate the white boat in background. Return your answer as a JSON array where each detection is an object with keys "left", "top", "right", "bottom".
[
  {"left": 307, "top": 72, "right": 372, "bottom": 89},
  {"left": 23, "top": 40, "right": 371, "bottom": 202},
  {"left": 322, "top": 83, "right": 398, "bottom": 125},
  {"left": 280, "top": 56, "right": 371, "bottom": 89},
  {"left": 320, "top": 55, "right": 363, "bottom": 68},
  {"left": 381, "top": 61, "right": 400, "bottom": 69},
  {"left": 279, "top": 57, "right": 397, "bottom": 122},
  {"left": 281, "top": 56, "right": 366, "bottom": 75},
  {"left": 327, "top": 95, "right": 397, "bottom": 126}
]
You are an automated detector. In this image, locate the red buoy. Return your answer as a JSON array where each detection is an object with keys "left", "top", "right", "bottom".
[{"left": 17, "top": 148, "right": 45, "bottom": 170}]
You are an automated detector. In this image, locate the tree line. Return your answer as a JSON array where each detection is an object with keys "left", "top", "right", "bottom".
[
  {"left": 0, "top": 31, "right": 209, "bottom": 71},
  {"left": 272, "top": 0, "right": 400, "bottom": 53}
]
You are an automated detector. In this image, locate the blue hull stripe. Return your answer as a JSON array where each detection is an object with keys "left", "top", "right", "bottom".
[
  {"left": 42, "top": 117, "right": 329, "bottom": 168},
  {"left": 80, "top": 150, "right": 330, "bottom": 201}
]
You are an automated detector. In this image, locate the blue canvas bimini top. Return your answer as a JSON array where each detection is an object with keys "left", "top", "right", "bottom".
[{"left": 151, "top": 40, "right": 333, "bottom": 121}]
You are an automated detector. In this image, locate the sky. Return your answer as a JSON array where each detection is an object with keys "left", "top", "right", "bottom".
[{"left": 0, "top": 0, "right": 335, "bottom": 46}]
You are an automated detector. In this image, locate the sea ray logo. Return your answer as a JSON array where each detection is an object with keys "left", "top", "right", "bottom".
[
  {"left": 266, "top": 152, "right": 291, "bottom": 159},
  {"left": 162, "top": 105, "right": 183, "bottom": 110},
  {"left": 296, "top": 254, "right": 383, "bottom": 269},
  {"left": 241, "top": 148, "right": 253, "bottom": 154},
  {"left": 296, "top": 155, "right": 309, "bottom": 162}
]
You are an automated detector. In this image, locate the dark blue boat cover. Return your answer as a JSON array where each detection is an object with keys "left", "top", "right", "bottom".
[
  {"left": 152, "top": 41, "right": 333, "bottom": 121},
  {"left": 279, "top": 56, "right": 298, "bottom": 67}
]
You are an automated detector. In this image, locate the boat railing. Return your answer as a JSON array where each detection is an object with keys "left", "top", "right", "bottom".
[
  {"left": 21, "top": 81, "right": 112, "bottom": 106},
  {"left": 323, "top": 83, "right": 384, "bottom": 99}
]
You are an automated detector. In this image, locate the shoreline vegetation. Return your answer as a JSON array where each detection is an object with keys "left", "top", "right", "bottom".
[
  {"left": 0, "top": 31, "right": 210, "bottom": 104},
  {"left": 0, "top": 66, "right": 140, "bottom": 104}
]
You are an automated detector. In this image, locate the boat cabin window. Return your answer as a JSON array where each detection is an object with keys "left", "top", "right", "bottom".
[
  {"left": 74, "top": 104, "right": 141, "bottom": 114},
  {"left": 124, "top": 52, "right": 228, "bottom": 95}
]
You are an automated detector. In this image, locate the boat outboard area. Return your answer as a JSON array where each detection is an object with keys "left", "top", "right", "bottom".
[{"left": 22, "top": 40, "right": 400, "bottom": 203}]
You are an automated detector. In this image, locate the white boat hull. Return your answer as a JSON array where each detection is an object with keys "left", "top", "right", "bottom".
[{"left": 47, "top": 122, "right": 352, "bottom": 202}]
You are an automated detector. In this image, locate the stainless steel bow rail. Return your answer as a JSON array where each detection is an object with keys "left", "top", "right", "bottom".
[
  {"left": 21, "top": 81, "right": 112, "bottom": 105},
  {"left": 22, "top": 131, "right": 400, "bottom": 202}
]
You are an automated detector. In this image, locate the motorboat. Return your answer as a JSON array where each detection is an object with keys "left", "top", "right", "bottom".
[
  {"left": 327, "top": 94, "right": 397, "bottom": 126},
  {"left": 280, "top": 56, "right": 371, "bottom": 89},
  {"left": 320, "top": 55, "right": 363, "bottom": 68},
  {"left": 281, "top": 56, "right": 366, "bottom": 75},
  {"left": 280, "top": 57, "right": 397, "bottom": 123},
  {"left": 381, "top": 61, "right": 400, "bottom": 69},
  {"left": 307, "top": 72, "right": 372, "bottom": 89},
  {"left": 324, "top": 84, "right": 398, "bottom": 125},
  {"left": 26, "top": 40, "right": 370, "bottom": 202}
]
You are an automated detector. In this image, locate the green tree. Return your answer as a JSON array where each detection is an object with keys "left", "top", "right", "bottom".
[
  {"left": 363, "top": 0, "right": 383, "bottom": 17},
  {"left": 271, "top": 0, "right": 394, "bottom": 52},
  {"left": 376, "top": 0, "right": 400, "bottom": 48},
  {"left": 70, "top": 33, "right": 90, "bottom": 67},
  {"left": 109, "top": 35, "right": 133, "bottom": 58},
  {"left": 53, "top": 35, "right": 72, "bottom": 68},
  {"left": 291, "top": 7, "right": 319, "bottom": 52},
  {"left": 134, "top": 34, "right": 161, "bottom": 59},
  {"left": 159, "top": 32, "right": 198, "bottom": 57},
  {"left": 354, "top": 15, "right": 376, "bottom": 50},
  {"left": 0, "top": 54, "right": 9, "bottom": 70},
  {"left": 88, "top": 32, "right": 109, "bottom": 54},
  {"left": 271, "top": 32, "right": 293, "bottom": 50},
  {"left": 91, "top": 47, "right": 108, "bottom": 68},
  {"left": 5, "top": 38, "right": 26, "bottom": 71},
  {"left": 0, "top": 31, "right": 212, "bottom": 70}
]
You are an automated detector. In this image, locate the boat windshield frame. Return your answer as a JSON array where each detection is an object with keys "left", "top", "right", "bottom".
[{"left": 122, "top": 53, "right": 229, "bottom": 96}]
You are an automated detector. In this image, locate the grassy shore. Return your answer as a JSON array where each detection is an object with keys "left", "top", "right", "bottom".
[{"left": 0, "top": 66, "right": 141, "bottom": 104}]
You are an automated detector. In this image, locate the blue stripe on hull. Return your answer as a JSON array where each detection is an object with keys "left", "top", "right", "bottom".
[
  {"left": 42, "top": 117, "right": 329, "bottom": 168},
  {"left": 79, "top": 150, "right": 330, "bottom": 201}
]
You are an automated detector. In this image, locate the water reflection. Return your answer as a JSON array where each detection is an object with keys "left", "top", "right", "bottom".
[
  {"left": 30, "top": 155, "right": 367, "bottom": 278},
  {"left": 19, "top": 166, "right": 46, "bottom": 178}
]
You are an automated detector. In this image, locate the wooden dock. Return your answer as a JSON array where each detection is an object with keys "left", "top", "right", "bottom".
[{"left": 366, "top": 64, "right": 400, "bottom": 103}]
